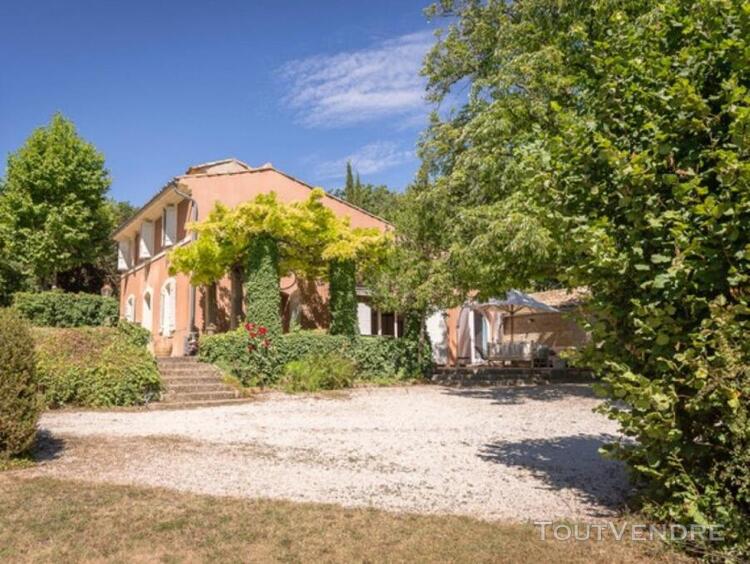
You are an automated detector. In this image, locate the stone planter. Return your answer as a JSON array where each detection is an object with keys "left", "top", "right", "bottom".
[{"left": 154, "top": 339, "right": 173, "bottom": 357}]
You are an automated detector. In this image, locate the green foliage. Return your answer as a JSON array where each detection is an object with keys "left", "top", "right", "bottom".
[
  {"left": 328, "top": 259, "right": 358, "bottom": 336},
  {"left": 169, "top": 189, "right": 390, "bottom": 289},
  {"left": 33, "top": 326, "right": 161, "bottom": 407},
  {"left": 199, "top": 329, "right": 432, "bottom": 387},
  {"left": 332, "top": 161, "right": 402, "bottom": 221},
  {"left": 0, "top": 114, "right": 112, "bottom": 292},
  {"left": 280, "top": 352, "right": 356, "bottom": 393},
  {"left": 0, "top": 309, "right": 41, "bottom": 459},
  {"left": 244, "top": 234, "right": 282, "bottom": 340},
  {"left": 13, "top": 291, "right": 118, "bottom": 327},
  {"left": 115, "top": 319, "right": 151, "bottom": 348},
  {"left": 420, "top": 0, "right": 750, "bottom": 556},
  {"left": 55, "top": 199, "right": 138, "bottom": 296}
]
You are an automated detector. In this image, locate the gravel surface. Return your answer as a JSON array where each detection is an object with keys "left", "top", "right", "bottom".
[{"left": 34, "top": 384, "right": 629, "bottom": 522}]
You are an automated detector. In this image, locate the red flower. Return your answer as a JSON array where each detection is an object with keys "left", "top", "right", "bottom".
[
  {"left": 258, "top": 326, "right": 268, "bottom": 336},
  {"left": 262, "top": 339, "right": 270, "bottom": 348}
]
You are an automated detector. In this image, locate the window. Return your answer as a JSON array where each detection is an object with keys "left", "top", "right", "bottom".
[
  {"left": 142, "top": 290, "right": 153, "bottom": 332},
  {"left": 162, "top": 205, "right": 177, "bottom": 247},
  {"left": 369, "top": 309, "right": 400, "bottom": 337},
  {"left": 117, "top": 240, "right": 132, "bottom": 271},
  {"left": 139, "top": 221, "right": 155, "bottom": 259},
  {"left": 124, "top": 295, "right": 135, "bottom": 323},
  {"left": 160, "top": 279, "right": 176, "bottom": 336}
]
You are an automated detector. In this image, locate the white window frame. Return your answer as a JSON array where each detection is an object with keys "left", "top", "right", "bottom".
[
  {"left": 160, "top": 278, "right": 176, "bottom": 336},
  {"left": 142, "top": 289, "right": 153, "bottom": 332},
  {"left": 117, "top": 240, "right": 132, "bottom": 271},
  {"left": 162, "top": 205, "right": 177, "bottom": 247},
  {"left": 124, "top": 294, "right": 135, "bottom": 323},
  {"left": 139, "top": 221, "right": 155, "bottom": 259}
]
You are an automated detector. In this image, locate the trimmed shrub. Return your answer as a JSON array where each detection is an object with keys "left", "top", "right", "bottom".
[
  {"left": 244, "top": 234, "right": 282, "bottom": 339},
  {"left": 328, "top": 259, "right": 358, "bottom": 336},
  {"left": 13, "top": 291, "right": 118, "bottom": 327},
  {"left": 280, "top": 353, "right": 356, "bottom": 392},
  {"left": 199, "top": 329, "right": 432, "bottom": 386},
  {"left": 33, "top": 326, "right": 161, "bottom": 407},
  {"left": 115, "top": 319, "right": 151, "bottom": 348},
  {"left": 0, "top": 309, "right": 41, "bottom": 459}
]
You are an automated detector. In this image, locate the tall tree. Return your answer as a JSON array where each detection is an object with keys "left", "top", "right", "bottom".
[
  {"left": 344, "top": 161, "right": 355, "bottom": 201},
  {"left": 419, "top": 0, "right": 750, "bottom": 554},
  {"left": 333, "top": 163, "right": 402, "bottom": 221},
  {"left": 0, "top": 114, "right": 112, "bottom": 291},
  {"left": 56, "top": 199, "right": 137, "bottom": 295}
]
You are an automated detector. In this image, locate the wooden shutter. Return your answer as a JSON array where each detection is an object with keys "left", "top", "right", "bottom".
[
  {"left": 117, "top": 240, "right": 131, "bottom": 271},
  {"left": 163, "top": 205, "right": 177, "bottom": 247},
  {"left": 139, "top": 221, "right": 154, "bottom": 258}
]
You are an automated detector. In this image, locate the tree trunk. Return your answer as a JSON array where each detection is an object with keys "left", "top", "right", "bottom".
[
  {"left": 206, "top": 282, "right": 218, "bottom": 333},
  {"left": 230, "top": 264, "right": 243, "bottom": 329}
]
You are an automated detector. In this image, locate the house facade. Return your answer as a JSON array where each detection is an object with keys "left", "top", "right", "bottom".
[
  {"left": 114, "top": 159, "right": 396, "bottom": 356},
  {"left": 115, "top": 158, "right": 588, "bottom": 363},
  {"left": 427, "top": 288, "right": 590, "bottom": 366}
]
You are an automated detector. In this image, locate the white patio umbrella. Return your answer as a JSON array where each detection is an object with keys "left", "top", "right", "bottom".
[{"left": 473, "top": 289, "right": 559, "bottom": 344}]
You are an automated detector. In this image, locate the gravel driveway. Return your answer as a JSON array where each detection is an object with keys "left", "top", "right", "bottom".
[{"left": 33, "top": 384, "right": 629, "bottom": 522}]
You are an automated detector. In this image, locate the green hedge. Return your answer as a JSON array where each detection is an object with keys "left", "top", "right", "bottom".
[
  {"left": 33, "top": 323, "right": 161, "bottom": 407},
  {"left": 13, "top": 291, "right": 118, "bottom": 327},
  {"left": 280, "top": 352, "right": 356, "bottom": 393},
  {"left": 0, "top": 309, "right": 41, "bottom": 459},
  {"left": 199, "top": 328, "right": 432, "bottom": 386}
]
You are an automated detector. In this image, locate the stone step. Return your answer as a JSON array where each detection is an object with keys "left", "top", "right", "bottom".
[
  {"left": 156, "top": 358, "right": 240, "bottom": 404},
  {"left": 161, "top": 376, "right": 226, "bottom": 385},
  {"left": 146, "top": 397, "right": 254, "bottom": 410},
  {"left": 159, "top": 366, "right": 225, "bottom": 376},
  {"left": 163, "top": 390, "right": 239, "bottom": 402},
  {"left": 157, "top": 360, "right": 201, "bottom": 369},
  {"left": 166, "top": 383, "right": 233, "bottom": 393}
]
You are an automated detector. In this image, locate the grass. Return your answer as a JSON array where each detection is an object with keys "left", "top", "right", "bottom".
[
  {"left": 0, "top": 455, "right": 35, "bottom": 472},
  {"left": 0, "top": 475, "right": 691, "bottom": 563}
]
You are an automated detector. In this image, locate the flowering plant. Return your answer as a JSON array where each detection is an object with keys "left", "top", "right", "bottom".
[
  {"left": 244, "top": 322, "right": 270, "bottom": 351},
  {"left": 242, "top": 322, "right": 276, "bottom": 386}
]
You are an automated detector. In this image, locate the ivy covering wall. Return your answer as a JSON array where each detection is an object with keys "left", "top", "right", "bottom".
[
  {"left": 243, "top": 234, "right": 282, "bottom": 339},
  {"left": 328, "top": 259, "right": 357, "bottom": 336}
]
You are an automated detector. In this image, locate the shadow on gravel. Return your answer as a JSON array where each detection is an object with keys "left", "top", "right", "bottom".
[
  {"left": 32, "top": 429, "right": 66, "bottom": 462},
  {"left": 443, "top": 384, "right": 595, "bottom": 405},
  {"left": 479, "top": 433, "right": 629, "bottom": 511}
]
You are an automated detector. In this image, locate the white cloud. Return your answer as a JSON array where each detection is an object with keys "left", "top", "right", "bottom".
[
  {"left": 314, "top": 141, "right": 414, "bottom": 179},
  {"left": 279, "top": 31, "right": 433, "bottom": 127}
]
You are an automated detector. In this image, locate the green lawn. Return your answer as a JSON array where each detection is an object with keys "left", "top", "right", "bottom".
[{"left": 0, "top": 475, "right": 690, "bottom": 563}]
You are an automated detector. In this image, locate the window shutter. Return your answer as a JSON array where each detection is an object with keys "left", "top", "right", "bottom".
[
  {"left": 357, "top": 302, "right": 372, "bottom": 335},
  {"left": 160, "top": 282, "right": 177, "bottom": 335},
  {"left": 139, "top": 221, "right": 154, "bottom": 258},
  {"left": 168, "top": 284, "right": 176, "bottom": 333},
  {"left": 117, "top": 240, "right": 131, "bottom": 271},
  {"left": 163, "top": 205, "right": 177, "bottom": 247},
  {"left": 159, "top": 290, "right": 166, "bottom": 334},
  {"left": 125, "top": 296, "right": 135, "bottom": 322}
]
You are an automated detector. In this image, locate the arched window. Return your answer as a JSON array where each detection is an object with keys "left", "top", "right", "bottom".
[
  {"left": 142, "top": 289, "right": 153, "bottom": 332},
  {"left": 160, "top": 278, "right": 176, "bottom": 336},
  {"left": 124, "top": 295, "right": 135, "bottom": 323}
]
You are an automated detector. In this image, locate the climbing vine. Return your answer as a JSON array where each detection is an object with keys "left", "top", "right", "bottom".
[{"left": 328, "top": 259, "right": 357, "bottom": 336}]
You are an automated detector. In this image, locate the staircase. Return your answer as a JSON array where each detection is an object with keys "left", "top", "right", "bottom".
[{"left": 157, "top": 357, "right": 243, "bottom": 406}]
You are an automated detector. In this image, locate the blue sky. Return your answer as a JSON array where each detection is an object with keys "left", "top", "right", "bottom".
[{"left": 0, "top": 0, "right": 442, "bottom": 206}]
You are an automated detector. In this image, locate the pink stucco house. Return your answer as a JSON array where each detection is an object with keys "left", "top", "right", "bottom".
[
  {"left": 115, "top": 157, "right": 587, "bottom": 363},
  {"left": 114, "top": 159, "right": 394, "bottom": 356}
]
